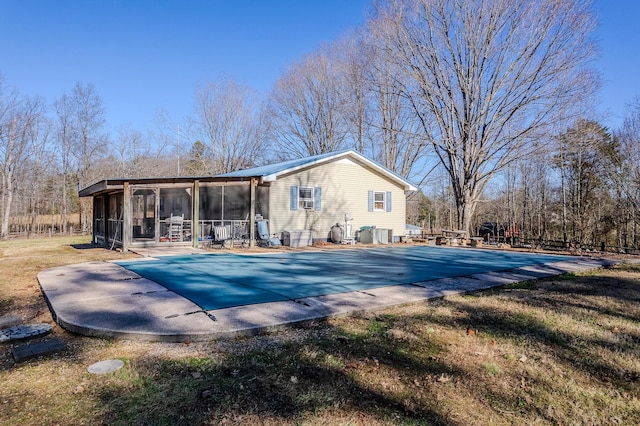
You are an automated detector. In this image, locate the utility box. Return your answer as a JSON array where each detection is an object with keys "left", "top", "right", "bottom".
[
  {"left": 282, "top": 230, "right": 313, "bottom": 247},
  {"left": 360, "top": 227, "right": 389, "bottom": 244}
]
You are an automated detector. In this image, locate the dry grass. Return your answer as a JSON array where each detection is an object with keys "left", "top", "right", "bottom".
[{"left": 0, "top": 237, "right": 639, "bottom": 425}]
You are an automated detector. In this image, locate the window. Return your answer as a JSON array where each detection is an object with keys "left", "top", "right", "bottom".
[
  {"left": 374, "top": 191, "right": 385, "bottom": 211},
  {"left": 299, "top": 187, "right": 314, "bottom": 210},
  {"left": 368, "top": 190, "right": 392, "bottom": 212},
  {"left": 290, "top": 185, "right": 322, "bottom": 211}
]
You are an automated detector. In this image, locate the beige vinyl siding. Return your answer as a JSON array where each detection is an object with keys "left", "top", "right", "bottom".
[{"left": 268, "top": 157, "right": 407, "bottom": 241}]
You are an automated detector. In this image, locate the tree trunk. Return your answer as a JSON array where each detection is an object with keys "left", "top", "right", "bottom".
[
  {"left": 1, "top": 172, "right": 13, "bottom": 239},
  {"left": 62, "top": 172, "right": 68, "bottom": 233},
  {"left": 453, "top": 186, "right": 475, "bottom": 235}
]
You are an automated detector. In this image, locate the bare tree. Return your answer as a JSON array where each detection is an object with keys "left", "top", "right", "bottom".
[
  {"left": 20, "top": 113, "right": 52, "bottom": 236},
  {"left": 267, "top": 45, "right": 350, "bottom": 158},
  {"left": 189, "top": 77, "right": 263, "bottom": 173},
  {"left": 365, "top": 35, "right": 432, "bottom": 182},
  {"left": 0, "top": 76, "right": 47, "bottom": 238},
  {"left": 610, "top": 97, "right": 640, "bottom": 249},
  {"left": 71, "top": 82, "right": 107, "bottom": 187},
  {"left": 372, "top": 0, "right": 598, "bottom": 234},
  {"left": 53, "top": 91, "right": 74, "bottom": 232},
  {"left": 108, "top": 124, "right": 154, "bottom": 178},
  {"left": 149, "top": 108, "right": 188, "bottom": 176},
  {"left": 617, "top": 98, "right": 640, "bottom": 211},
  {"left": 53, "top": 82, "right": 107, "bottom": 232},
  {"left": 334, "top": 32, "right": 372, "bottom": 155},
  {"left": 520, "top": 152, "right": 554, "bottom": 243},
  {"left": 555, "top": 119, "right": 612, "bottom": 245}
]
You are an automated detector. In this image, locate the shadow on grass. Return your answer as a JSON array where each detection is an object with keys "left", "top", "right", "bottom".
[
  {"left": 416, "top": 273, "right": 640, "bottom": 416},
  {"left": 71, "top": 243, "right": 102, "bottom": 250},
  {"left": 92, "top": 329, "right": 457, "bottom": 425}
]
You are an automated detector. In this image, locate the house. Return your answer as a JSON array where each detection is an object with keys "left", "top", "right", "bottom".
[{"left": 79, "top": 150, "right": 417, "bottom": 252}]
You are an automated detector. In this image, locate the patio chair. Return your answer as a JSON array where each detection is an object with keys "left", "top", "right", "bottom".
[
  {"left": 210, "top": 225, "right": 232, "bottom": 249},
  {"left": 168, "top": 214, "right": 184, "bottom": 242},
  {"left": 256, "top": 219, "right": 281, "bottom": 248}
]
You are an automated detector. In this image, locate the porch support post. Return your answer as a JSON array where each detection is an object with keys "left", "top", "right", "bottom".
[
  {"left": 92, "top": 196, "right": 98, "bottom": 245},
  {"left": 104, "top": 194, "right": 110, "bottom": 248},
  {"left": 122, "top": 182, "right": 131, "bottom": 253},
  {"left": 249, "top": 178, "right": 256, "bottom": 247},
  {"left": 192, "top": 180, "right": 200, "bottom": 248}
]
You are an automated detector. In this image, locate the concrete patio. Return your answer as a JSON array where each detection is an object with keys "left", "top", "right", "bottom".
[{"left": 37, "top": 246, "right": 617, "bottom": 342}]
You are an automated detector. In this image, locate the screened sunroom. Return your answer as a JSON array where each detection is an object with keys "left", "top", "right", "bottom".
[{"left": 80, "top": 176, "right": 269, "bottom": 251}]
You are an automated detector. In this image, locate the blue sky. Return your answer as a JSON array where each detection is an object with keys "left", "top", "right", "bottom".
[
  {"left": 594, "top": 0, "right": 640, "bottom": 128},
  {"left": 0, "top": 0, "right": 638, "bottom": 136}
]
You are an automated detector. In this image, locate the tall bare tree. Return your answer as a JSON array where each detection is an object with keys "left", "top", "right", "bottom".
[
  {"left": 555, "top": 119, "right": 612, "bottom": 245},
  {"left": 364, "top": 33, "right": 431, "bottom": 182},
  {"left": 267, "top": 45, "right": 349, "bottom": 158},
  {"left": 106, "top": 124, "right": 153, "bottom": 178},
  {"left": 149, "top": 109, "right": 188, "bottom": 176},
  {"left": 334, "top": 32, "right": 372, "bottom": 155},
  {"left": 53, "top": 91, "right": 74, "bottom": 232},
  {"left": 190, "top": 77, "right": 262, "bottom": 173},
  {"left": 0, "top": 76, "right": 47, "bottom": 238},
  {"left": 609, "top": 98, "right": 640, "bottom": 248},
  {"left": 372, "top": 0, "right": 598, "bottom": 234},
  {"left": 22, "top": 115, "right": 52, "bottom": 235},
  {"left": 53, "top": 82, "right": 106, "bottom": 233},
  {"left": 71, "top": 82, "right": 107, "bottom": 188},
  {"left": 617, "top": 98, "right": 640, "bottom": 211}
]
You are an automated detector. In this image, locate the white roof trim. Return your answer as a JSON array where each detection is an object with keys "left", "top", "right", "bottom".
[{"left": 262, "top": 150, "right": 417, "bottom": 191}]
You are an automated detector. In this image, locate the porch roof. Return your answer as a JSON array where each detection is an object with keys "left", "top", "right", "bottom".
[{"left": 78, "top": 175, "right": 247, "bottom": 197}]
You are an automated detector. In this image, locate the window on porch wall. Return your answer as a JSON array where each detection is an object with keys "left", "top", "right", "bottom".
[{"left": 197, "top": 185, "right": 252, "bottom": 241}]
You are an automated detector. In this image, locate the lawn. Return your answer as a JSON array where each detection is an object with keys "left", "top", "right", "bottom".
[{"left": 1, "top": 236, "right": 639, "bottom": 425}]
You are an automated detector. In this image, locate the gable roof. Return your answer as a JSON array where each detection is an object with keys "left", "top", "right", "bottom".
[{"left": 218, "top": 150, "right": 417, "bottom": 191}]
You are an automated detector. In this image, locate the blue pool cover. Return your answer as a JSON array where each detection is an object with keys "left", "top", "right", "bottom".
[{"left": 115, "top": 246, "right": 572, "bottom": 311}]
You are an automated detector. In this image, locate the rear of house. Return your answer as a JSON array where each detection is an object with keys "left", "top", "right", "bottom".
[{"left": 80, "top": 150, "right": 416, "bottom": 250}]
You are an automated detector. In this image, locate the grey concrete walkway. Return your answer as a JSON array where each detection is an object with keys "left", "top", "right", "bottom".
[{"left": 37, "top": 247, "right": 618, "bottom": 342}]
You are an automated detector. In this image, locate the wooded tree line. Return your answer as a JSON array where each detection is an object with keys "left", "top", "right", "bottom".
[{"left": 1, "top": 0, "right": 638, "bottom": 251}]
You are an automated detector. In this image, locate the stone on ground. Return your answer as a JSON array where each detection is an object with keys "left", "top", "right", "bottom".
[
  {"left": 0, "top": 315, "right": 22, "bottom": 330},
  {"left": 0, "top": 323, "right": 53, "bottom": 342},
  {"left": 11, "top": 338, "right": 66, "bottom": 362},
  {"left": 88, "top": 359, "right": 125, "bottom": 374}
]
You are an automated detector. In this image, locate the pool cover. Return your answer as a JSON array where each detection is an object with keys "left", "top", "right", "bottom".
[{"left": 115, "top": 246, "right": 572, "bottom": 311}]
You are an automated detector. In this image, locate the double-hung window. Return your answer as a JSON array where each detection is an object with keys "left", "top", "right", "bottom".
[
  {"left": 374, "top": 191, "right": 385, "bottom": 211},
  {"left": 368, "top": 190, "right": 392, "bottom": 212}
]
